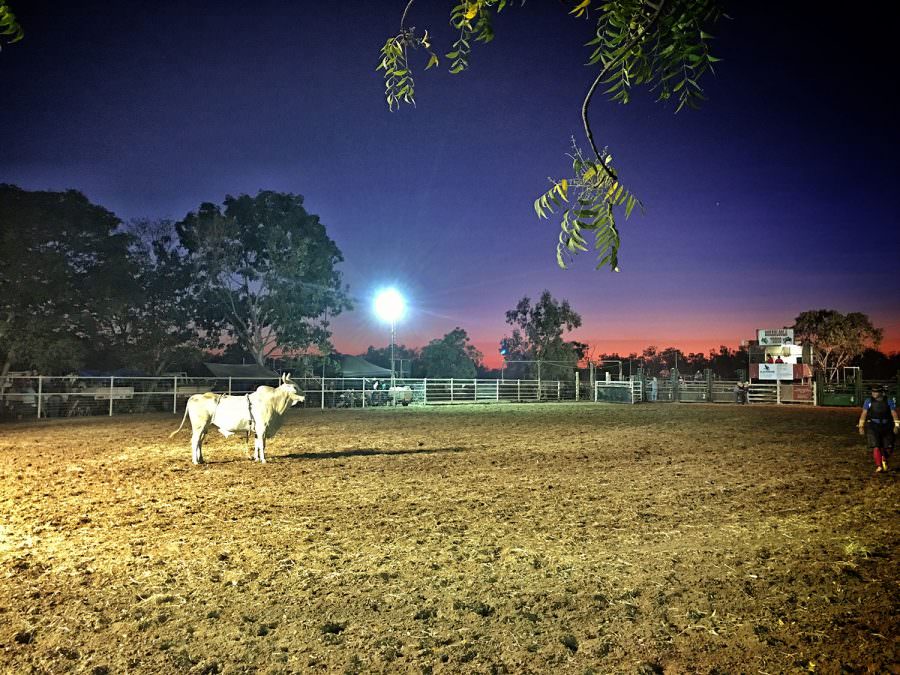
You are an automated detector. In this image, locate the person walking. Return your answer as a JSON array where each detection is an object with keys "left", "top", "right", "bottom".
[{"left": 857, "top": 385, "right": 899, "bottom": 473}]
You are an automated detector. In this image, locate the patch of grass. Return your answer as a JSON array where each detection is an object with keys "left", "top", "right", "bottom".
[{"left": 843, "top": 541, "right": 870, "bottom": 558}]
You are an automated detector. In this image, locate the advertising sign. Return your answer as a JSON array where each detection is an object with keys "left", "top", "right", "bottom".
[
  {"left": 758, "top": 363, "right": 794, "bottom": 380},
  {"left": 757, "top": 328, "right": 794, "bottom": 346}
]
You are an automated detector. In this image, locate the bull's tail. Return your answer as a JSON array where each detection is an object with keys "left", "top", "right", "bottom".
[{"left": 169, "top": 404, "right": 191, "bottom": 438}]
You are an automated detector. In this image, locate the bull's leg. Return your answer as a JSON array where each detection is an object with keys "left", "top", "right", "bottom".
[
  {"left": 192, "top": 427, "right": 208, "bottom": 464},
  {"left": 254, "top": 433, "right": 266, "bottom": 463}
]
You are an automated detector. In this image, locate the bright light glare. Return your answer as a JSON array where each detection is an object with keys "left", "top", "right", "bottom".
[{"left": 373, "top": 288, "right": 405, "bottom": 322}]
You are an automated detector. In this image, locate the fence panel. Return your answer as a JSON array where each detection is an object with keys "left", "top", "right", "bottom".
[
  {"left": 678, "top": 381, "right": 709, "bottom": 403},
  {"left": 778, "top": 383, "right": 815, "bottom": 405},
  {"left": 594, "top": 381, "right": 637, "bottom": 404},
  {"left": 655, "top": 381, "right": 677, "bottom": 402},
  {"left": 711, "top": 380, "right": 741, "bottom": 403},
  {"left": 475, "top": 380, "right": 498, "bottom": 402},
  {"left": 748, "top": 383, "right": 777, "bottom": 404}
]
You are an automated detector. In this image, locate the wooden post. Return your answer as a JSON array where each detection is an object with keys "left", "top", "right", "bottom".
[
  {"left": 575, "top": 371, "right": 580, "bottom": 402},
  {"left": 37, "top": 375, "right": 43, "bottom": 419},
  {"left": 109, "top": 376, "right": 115, "bottom": 416},
  {"left": 450, "top": 378, "right": 454, "bottom": 403}
]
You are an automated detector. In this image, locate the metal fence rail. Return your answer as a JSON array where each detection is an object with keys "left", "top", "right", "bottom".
[
  {"left": 0, "top": 375, "right": 586, "bottom": 422},
  {"left": 0, "top": 369, "right": 828, "bottom": 423}
]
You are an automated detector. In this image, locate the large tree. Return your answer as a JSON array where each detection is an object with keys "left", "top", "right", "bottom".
[
  {"left": 87, "top": 218, "right": 209, "bottom": 375},
  {"left": 502, "top": 290, "right": 583, "bottom": 379},
  {"left": 379, "top": 0, "right": 725, "bottom": 270},
  {"left": 176, "top": 191, "right": 351, "bottom": 367},
  {"left": 793, "top": 310, "right": 883, "bottom": 381},
  {"left": 0, "top": 184, "right": 133, "bottom": 375},
  {"left": 419, "top": 327, "right": 483, "bottom": 378}
]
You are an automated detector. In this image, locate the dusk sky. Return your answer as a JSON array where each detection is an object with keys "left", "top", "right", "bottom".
[{"left": 2, "top": 1, "right": 898, "bottom": 368}]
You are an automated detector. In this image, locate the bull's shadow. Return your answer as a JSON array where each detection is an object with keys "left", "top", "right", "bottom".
[{"left": 281, "top": 446, "right": 468, "bottom": 461}]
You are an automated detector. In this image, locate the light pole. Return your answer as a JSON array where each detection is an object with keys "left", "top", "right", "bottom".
[{"left": 374, "top": 288, "right": 406, "bottom": 390}]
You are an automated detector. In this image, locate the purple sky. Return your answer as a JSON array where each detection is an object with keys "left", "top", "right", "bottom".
[{"left": 2, "top": 1, "right": 898, "bottom": 366}]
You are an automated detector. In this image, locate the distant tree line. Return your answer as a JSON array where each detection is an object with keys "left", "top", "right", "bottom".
[
  {"left": 2, "top": 185, "right": 895, "bottom": 381},
  {"left": 594, "top": 311, "right": 895, "bottom": 381}
]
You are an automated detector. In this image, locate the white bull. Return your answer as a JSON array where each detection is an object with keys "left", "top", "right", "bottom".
[{"left": 169, "top": 373, "right": 305, "bottom": 464}]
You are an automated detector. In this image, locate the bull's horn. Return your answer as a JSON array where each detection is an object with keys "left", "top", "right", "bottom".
[{"left": 281, "top": 373, "right": 287, "bottom": 383}]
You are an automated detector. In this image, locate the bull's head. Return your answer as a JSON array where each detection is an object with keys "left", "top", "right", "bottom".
[{"left": 280, "top": 372, "right": 305, "bottom": 406}]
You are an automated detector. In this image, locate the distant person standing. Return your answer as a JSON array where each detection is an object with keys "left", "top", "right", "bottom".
[
  {"left": 857, "top": 385, "right": 899, "bottom": 473},
  {"left": 733, "top": 381, "right": 744, "bottom": 404},
  {"left": 649, "top": 377, "right": 658, "bottom": 402}
]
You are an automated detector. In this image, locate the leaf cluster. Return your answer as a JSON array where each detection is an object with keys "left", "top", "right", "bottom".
[
  {"left": 0, "top": 1, "right": 23, "bottom": 50},
  {"left": 534, "top": 142, "right": 641, "bottom": 271},
  {"left": 580, "top": 0, "right": 723, "bottom": 112},
  {"left": 378, "top": 1, "right": 521, "bottom": 108},
  {"left": 446, "top": 1, "right": 509, "bottom": 74},
  {"left": 377, "top": 27, "right": 440, "bottom": 111}
]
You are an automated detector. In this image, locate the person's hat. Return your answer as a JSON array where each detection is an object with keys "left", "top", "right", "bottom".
[{"left": 870, "top": 384, "right": 884, "bottom": 392}]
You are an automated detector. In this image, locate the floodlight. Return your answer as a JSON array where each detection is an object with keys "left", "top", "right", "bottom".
[{"left": 374, "top": 288, "right": 405, "bottom": 323}]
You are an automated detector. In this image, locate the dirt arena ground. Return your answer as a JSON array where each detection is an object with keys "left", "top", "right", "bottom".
[{"left": 0, "top": 403, "right": 897, "bottom": 674}]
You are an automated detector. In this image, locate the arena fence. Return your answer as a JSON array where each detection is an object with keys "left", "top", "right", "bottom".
[
  {"left": 0, "top": 371, "right": 829, "bottom": 423},
  {"left": 0, "top": 375, "right": 582, "bottom": 421}
]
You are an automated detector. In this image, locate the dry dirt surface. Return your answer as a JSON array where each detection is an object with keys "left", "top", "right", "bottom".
[{"left": 0, "top": 403, "right": 897, "bottom": 674}]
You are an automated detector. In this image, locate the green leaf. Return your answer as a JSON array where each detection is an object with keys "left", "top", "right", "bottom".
[{"left": 556, "top": 245, "right": 568, "bottom": 269}]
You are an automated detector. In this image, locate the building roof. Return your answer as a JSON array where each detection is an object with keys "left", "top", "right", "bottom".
[{"left": 340, "top": 355, "right": 392, "bottom": 378}]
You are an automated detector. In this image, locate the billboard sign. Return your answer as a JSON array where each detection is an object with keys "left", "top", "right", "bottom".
[
  {"left": 757, "top": 328, "right": 794, "bottom": 346},
  {"left": 758, "top": 363, "right": 794, "bottom": 380}
]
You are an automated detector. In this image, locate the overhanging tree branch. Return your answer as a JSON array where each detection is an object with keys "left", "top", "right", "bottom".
[{"left": 581, "top": 0, "right": 668, "bottom": 175}]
